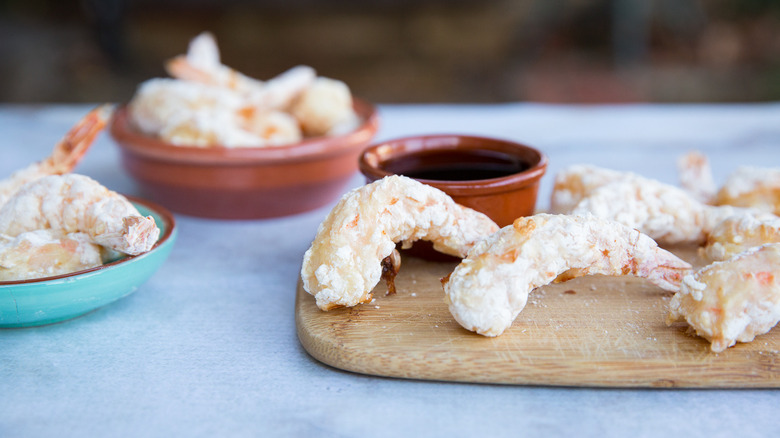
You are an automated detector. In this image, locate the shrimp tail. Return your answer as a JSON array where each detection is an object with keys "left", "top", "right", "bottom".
[
  {"left": 638, "top": 249, "right": 692, "bottom": 292},
  {"left": 119, "top": 215, "right": 160, "bottom": 256},
  {"left": 87, "top": 212, "right": 159, "bottom": 256},
  {"left": 47, "top": 104, "right": 114, "bottom": 174}
]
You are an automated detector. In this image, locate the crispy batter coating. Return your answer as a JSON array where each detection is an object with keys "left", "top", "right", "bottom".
[
  {"left": 571, "top": 176, "right": 765, "bottom": 245},
  {"left": 677, "top": 151, "right": 716, "bottom": 204},
  {"left": 667, "top": 243, "right": 780, "bottom": 352},
  {"left": 289, "top": 77, "right": 359, "bottom": 137},
  {"left": 550, "top": 164, "right": 629, "bottom": 214},
  {"left": 0, "top": 174, "right": 159, "bottom": 256},
  {"left": 716, "top": 166, "right": 780, "bottom": 215},
  {"left": 702, "top": 214, "right": 780, "bottom": 262},
  {"left": 443, "top": 214, "right": 692, "bottom": 337},
  {"left": 301, "top": 175, "right": 499, "bottom": 310},
  {"left": 0, "top": 230, "right": 102, "bottom": 281}
]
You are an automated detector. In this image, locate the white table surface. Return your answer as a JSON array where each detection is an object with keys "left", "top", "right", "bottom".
[{"left": 1, "top": 103, "right": 779, "bottom": 437}]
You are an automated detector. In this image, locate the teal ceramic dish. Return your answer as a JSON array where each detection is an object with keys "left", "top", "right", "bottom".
[{"left": 0, "top": 196, "right": 176, "bottom": 328}]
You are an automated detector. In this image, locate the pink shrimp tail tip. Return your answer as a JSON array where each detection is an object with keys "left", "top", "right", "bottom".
[
  {"left": 642, "top": 251, "right": 692, "bottom": 292},
  {"left": 123, "top": 215, "right": 160, "bottom": 255}
]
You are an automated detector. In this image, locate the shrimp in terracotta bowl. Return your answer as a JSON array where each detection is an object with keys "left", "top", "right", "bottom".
[
  {"left": 110, "top": 32, "right": 379, "bottom": 219},
  {"left": 0, "top": 110, "right": 177, "bottom": 328}
]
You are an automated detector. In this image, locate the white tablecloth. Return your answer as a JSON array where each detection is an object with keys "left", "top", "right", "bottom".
[{"left": 1, "top": 103, "right": 779, "bottom": 437}]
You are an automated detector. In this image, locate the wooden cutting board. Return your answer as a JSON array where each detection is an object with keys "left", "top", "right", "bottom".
[{"left": 295, "top": 245, "right": 780, "bottom": 387}]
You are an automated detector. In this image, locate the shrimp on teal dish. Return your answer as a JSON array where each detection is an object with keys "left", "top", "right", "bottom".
[{"left": 0, "top": 105, "right": 112, "bottom": 208}]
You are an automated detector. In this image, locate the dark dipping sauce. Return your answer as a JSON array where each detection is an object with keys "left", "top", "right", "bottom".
[{"left": 381, "top": 149, "right": 530, "bottom": 181}]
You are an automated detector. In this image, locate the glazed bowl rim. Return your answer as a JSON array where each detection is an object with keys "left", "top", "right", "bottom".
[
  {"left": 359, "top": 134, "right": 548, "bottom": 196},
  {"left": 110, "top": 98, "right": 379, "bottom": 166},
  {"left": 0, "top": 195, "right": 176, "bottom": 286}
]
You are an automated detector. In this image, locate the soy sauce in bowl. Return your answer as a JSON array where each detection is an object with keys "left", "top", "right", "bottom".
[
  {"left": 382, "top": 149, "right": 531, "bottom": 182},
  {"left": 359, "top": 135, "right": 547, "bottom": 261},
  {"left": 359, "top": 134, "right": 548, "bottom": 228}
]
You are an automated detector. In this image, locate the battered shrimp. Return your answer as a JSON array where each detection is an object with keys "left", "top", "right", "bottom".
[
  {"left": 239, "top": 109, "right": 302, "bottom": 146},
  {"left": 570, "top": 176, "right": 767, "bottom": 245},
  {"left": 677, "top": 151, "right": 717, "bottom": 204},
  {"left": 128, "top": 78, "right": 262, "bottom": 147},
  {"left": 165, "top": 32, "right": 266, "bottom": 97},
  {"left": 443, "top": 214, "right": 692, "bottom": 337},
  {"left": 289, "top": 77, "right": 359, "bottom": 137},
  {"left": 702, "top": 214, "right": 780, "bottom": 262},
  {"left": 0, "top": 230, "right": 102, "bottom": 281},
  {"left": 549, "top": 164, "right": 629, "bottom": 214},
  {"left": 716, "top": 166, "right": 780, "bottom": 215},
  {"left": 0, "top": 105, "right": 111, "bottom": 207},
  {"left": 301, "top": 175, "right": 499, "bottom": 310},
  {"left": 667, "top": 243, "right": 780, "bottom": 352},
  {"left": 0, "top": 174, "right": 159, "bottom": 256},
  {"left": 166, "top": 32, "right": 316, "bottom": 110}
]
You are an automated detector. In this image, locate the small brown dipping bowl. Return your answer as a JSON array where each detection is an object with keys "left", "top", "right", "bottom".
[
  {"left": 110, "top": 99, "right": 379, "bottom": 219},
  {"left": 359, "top": 134, "right": 547, "bottom": 228}
]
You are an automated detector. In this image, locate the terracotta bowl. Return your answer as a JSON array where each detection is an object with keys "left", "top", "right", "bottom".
[
  {"left": 359, "top": 134, "right": 548, "bottom": 228},
  {"left": 110, "top": 99, "right": 379, "bottom": 219}
]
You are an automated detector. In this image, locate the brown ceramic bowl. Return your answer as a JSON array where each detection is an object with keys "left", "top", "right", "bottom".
[
  {"left": 359, "top": 134, "right": 548, "bottom": 228},
  {"left": 110, "top": 99, "right": 379, "bottom": 219}
]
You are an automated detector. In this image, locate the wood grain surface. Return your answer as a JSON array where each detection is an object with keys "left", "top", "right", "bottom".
[{"left": 295, "top": 245, "right": 780, "bottom": 387}]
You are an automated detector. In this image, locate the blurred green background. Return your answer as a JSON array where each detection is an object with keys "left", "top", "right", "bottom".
[{"left": 1, "top": 0, "right": 778, "bottom": 104}]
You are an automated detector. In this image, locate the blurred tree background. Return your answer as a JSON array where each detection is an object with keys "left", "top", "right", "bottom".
[{"left": 0, "top": 0, "right": 778, "bottom": 103}]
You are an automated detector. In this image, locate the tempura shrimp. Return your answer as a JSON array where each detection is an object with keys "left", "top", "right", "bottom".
[
  {"left": 443, "top": 214, "right": 692, "bottom": 337},
  {"left": 677, "top": 151, "right": 717, "bottom": 204},
  {"left": 667, "top": 243, "right": 780, "bottom": 352},
  {"left": 552, "top": 160, "right": 717, "bottom": 213},
  {"left": 165, "top": 32, "right": 266, "bottom": 97},
  {"left": 702, "top": 214, "right": 780, "bottom": 262},
  {"left": 129, "top": 79, "right": 260, "bottom": 147},
  {"left": 0, "top": 230, "right": 102, "bottom": 281},
  {"left": 301, "top": 175, "right": 499, "bottom": 310},
  {"left": 166, "top": 32, "right": 315, "bottom": 110},
  {"left": 129, "top": 79, "right": 303, "bottom": 147},
  {"left": 549, "top": 164, "right": 630, "bottom": 214},
  {"left": 570, "top": 176, "right": 767, "bottom": 245},
  {"left": 290, "top": 77, "right": 359, "bottom": 137},
  {"left": 715, "top": 166, "right": 780, "bottom": 215},
  {"left": 0, "top": 105, "right": 112, "bottom": 207},
  {"left": 0, "top": 174, "right": 159, "bottom": 256}
]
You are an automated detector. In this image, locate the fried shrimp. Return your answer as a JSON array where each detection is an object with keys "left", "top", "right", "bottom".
[
  {"left": 715, "top": 166, "right": 780, "bottom": 215},
  {"left": 166, "top": 32, "right": 315, "bottom": 111},
  {"left": 0, "top": 105, "right": 112, "bottom": 207},
  {"left": 443, "top": 214, "right": 692, "bottom": 337},
  {"left": 667, "top": 243, "right": 780, "bottom": 352},
  {"left": 549, "top": 164, "right": 629, "bottom": 214},
  {"left": 702, "top": 214, "right": 780, "bottom": 262},
  {"left": 0, "top": 174, "right": 159, "bottom": 256},
  {"left": 677, "top": 151, "right": 717, "bottom": 204},
  {"left": 289, "top": 77, "right": 359, "bottom": 137},
  {"left": 301, "top": 175, "right": 499, "bottom": 310},
  {"left": 165, "top": 31, "right": 266, "bottom": 97},
  {"left": 0, "top": 230, "right": 102, "bottom": 281},
  {"left": 570, "top": 176, "right": 766, "bottom": 245}
]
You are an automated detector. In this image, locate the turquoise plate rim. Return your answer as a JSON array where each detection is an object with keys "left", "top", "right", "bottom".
[{"left": 0, "top": 195, "right": 177, "bottom": 328}]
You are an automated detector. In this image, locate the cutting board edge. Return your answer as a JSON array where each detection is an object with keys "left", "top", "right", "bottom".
[{"left": 295, "top": 279, "right": 780, "bottom": 388}]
